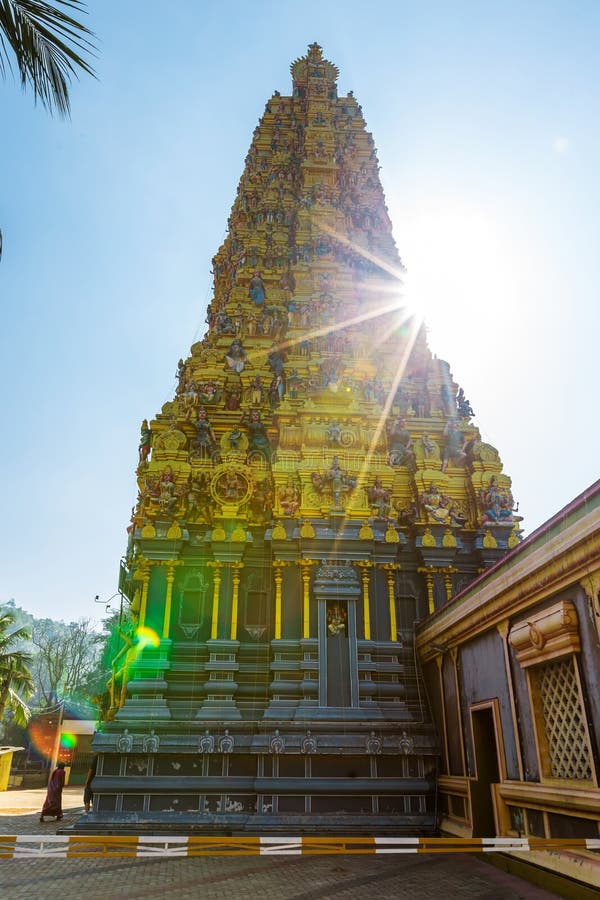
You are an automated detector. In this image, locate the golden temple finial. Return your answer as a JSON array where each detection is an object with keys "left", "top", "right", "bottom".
[{"left": 291, "top": 42, "right": 339, "bottom": 88}]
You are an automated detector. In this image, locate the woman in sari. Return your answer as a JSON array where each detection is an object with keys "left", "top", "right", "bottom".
[{"left": 40, "top": 761, "right": 66, "bottom": 822}]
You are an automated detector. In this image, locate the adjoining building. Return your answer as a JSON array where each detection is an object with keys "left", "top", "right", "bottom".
[
  {"left": 417, "top": 480, "right": 600, "bottom": 888},
  {"left": 86, "top": 44, "right": 524, "bottom": 834}
]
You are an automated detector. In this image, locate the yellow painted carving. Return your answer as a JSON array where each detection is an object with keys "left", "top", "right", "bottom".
[
  {"left": 442, "top": 529, "right": 457, "bottom": 548},
  {"left": 418, "top": 566, "right": 436, "bottom": 615},
  {"left": 442, "top": 566, "right": 457, "bottom": 603},
  {"left": 483, "top": 530, "right": 498, "bottom": 548},
  {"left": 509, "top": 600, "right": 580, "bottom": 667},
  {"left": 207, "top": 561, "right": 223, "bottom": 640},
  {"left": 297, "top": 559, "right": 318, "bottom": 639},
  {"left": 422, "top": 528, "right": 436, "bottom": 547},
  {"left": 382, "top": 563, "right": 401, "bottom": 641},
  {"left": 273, "top": 561, "right": 290, "bottom": 639},
  {"left": 231, "top": 524, "right": 246, "bottom": 542},
  {"left": 385, "top": 524, "right": 400, "bottom": 543},
  {"left": 508, "top": 530, "right": 520, "bottom": 549},
  {"left": 300, "top": 521, "right": 316, "bottom": 538},
  {"left": 272, "top": 522, "right": 287, "bottom": 540},
  {"left": 356, "top": 561, "right": 374, "bottom": 640},
  {"left": 136, "top": 561, "right": 152, "bottom": 629},
  {"left": 161, "top": 561, "right": 183, "bottom": 639},
  {"left": 166, "top": 521, "right": 182, "bottom": 540}
]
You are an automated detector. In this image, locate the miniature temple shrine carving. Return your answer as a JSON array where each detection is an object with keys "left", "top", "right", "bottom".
[{"left": 88, "top": 43, "right": 522, "bottom": 834}]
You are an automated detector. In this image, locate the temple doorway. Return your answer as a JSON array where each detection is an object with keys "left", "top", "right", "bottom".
[{"left": 470, "top": 704, "right": 501, "bottom": 837}]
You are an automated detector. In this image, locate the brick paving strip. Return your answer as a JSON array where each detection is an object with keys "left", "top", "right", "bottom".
[
  {"left": 0, "top": 854, "right": 564, "bottom": 900},
  {"left": 0, "top": 790, "right": 564, "bottom": 899}
]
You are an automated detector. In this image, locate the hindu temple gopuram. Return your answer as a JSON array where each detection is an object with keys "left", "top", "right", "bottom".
[{"left": 88, "top": 44, "right": 523, "bottom": 834}]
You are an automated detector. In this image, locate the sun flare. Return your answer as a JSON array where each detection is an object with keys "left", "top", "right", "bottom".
[{"left": 399, "top": 205, "right": 519, "bottom": 362}]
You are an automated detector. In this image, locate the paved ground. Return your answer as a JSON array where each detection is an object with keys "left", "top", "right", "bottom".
[{"left": 0, "top": 788, "right": 563, "bottom": 899}]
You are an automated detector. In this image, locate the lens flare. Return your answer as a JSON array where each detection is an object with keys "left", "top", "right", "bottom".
[
  {"left": 60, "top": 732, "right": 78, "bottom": 749},
  {"left": 133, "top": 625, "right": 160, "bottom": 655},
  {"left": 28, "top": 717, "right": 57, "bottom": 761}
]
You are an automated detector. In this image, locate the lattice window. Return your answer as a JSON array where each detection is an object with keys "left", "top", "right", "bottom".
[{"left": 537, "top": 657, "right": 592, "bottom": 780}]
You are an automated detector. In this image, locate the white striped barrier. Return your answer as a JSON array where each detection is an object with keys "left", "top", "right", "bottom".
[{"left": 0, "top": 835, "right": 598, "bottom": 858}]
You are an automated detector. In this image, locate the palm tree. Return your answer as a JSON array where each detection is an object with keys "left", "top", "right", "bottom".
[
  {"left": 0, "top": 609, "right": 35, "bottom": 727},
  {"left": 0, "top": 1, "right": 96, "bottom": 116},
  {"left": 0, "top": 2, "right": 96, "bottom": 258}
]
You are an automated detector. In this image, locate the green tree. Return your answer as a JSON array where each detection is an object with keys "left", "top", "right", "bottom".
[
  {"left": 0, "top": 0, "right": 95, "bottom": 116},
  {"left": 30, "top": 617, "right": 101, "bottom": 706},
  {"left": 0, "top": 608, "right": 35, "bottom": 727}
]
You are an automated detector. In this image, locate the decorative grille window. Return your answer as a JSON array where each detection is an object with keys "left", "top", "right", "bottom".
[
  {"left": 509, "top": 600, "right": 597, "bottom": 785},
  {"left": 536, "top": 657, "right": 592, "bottom": 781}
]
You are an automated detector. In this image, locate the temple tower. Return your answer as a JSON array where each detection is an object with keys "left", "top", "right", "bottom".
[{"left": 89, "top": 44, "right": 521, "bottom": 834}]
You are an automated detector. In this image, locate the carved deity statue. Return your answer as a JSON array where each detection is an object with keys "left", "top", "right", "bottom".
[
  {"left": 388, "top": 418, "right": 414, "bottom": 467},
  {"left": 420, "top": 483, "right": 451, "bottom": 524},
  {"left": 192, "top": 407, "right": 216, "bottom": 459},
  {"left": 327, "top": 604, "right": 346, "bottom": 636},
  {"left": 367, "top": 478, "right": 391, "bottom": 518},
  {"left": 157, "top": 469, "right": 179, "bottom": 515},
  {"left": 279, "top": 478, "right": 300, "bottom": 516},
  {"left": 442, "top": 419, "right": 464, "bottom": 471},
  {"left": 244, "top": 410, "right": 272, "bottom": 462},
  {"left": 456, "top": 387, "right": 475, "bottom": 418},
  {"left": 481, "top": 476, "right": 521, "bottom": 525},
  {"left": 325, "top": 419, "right": 342, "bottom": 445},
  {"left": 248, "top": 271, "right": 267, "bottom": 305},
  {"left": 225, "top": 338, "right": 247, "bottom": 374},
  {"left": 138, "top": 419, "right": 151, "bottom": 464}
]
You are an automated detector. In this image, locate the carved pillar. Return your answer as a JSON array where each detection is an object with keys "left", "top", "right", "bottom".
[
  {"left": 442, "top": 566, "right": 457, "bottom": 604},
  {"left": 497, "top": 619, "right": 524, "bottom": 781},
  {"left": 418, "top": 565, "right": 437, "bottom": 615},
  {"left": 355, "top": 561, "right": 374, "bottom": 640},
  {"left": 118, "top": 653, "right": 131, "bottom": 709},
  {"left": 229, "top": 562, "right": 245, "bottom": 640},
  {"left": 135, "top": 559, "right": 151, "bottom": 628},
  {"left": 273, "top": 561, "right": 290, "bottom": 640},
  {"left": 161, "top": 561, "right": 183, "bottom": 640},
  {"left": 208, "top": 561, "right": 223, "bottom": 641},
  {"left": 381, "top": 563, "right": 401, "bottom": 641},
  {"left": 297, "top": 560, "right": 318, "bottom": 639}
]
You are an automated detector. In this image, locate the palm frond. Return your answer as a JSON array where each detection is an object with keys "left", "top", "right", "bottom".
[
  {"left": 0, "top": 0, "right": 96, "bottom": 116},
  {"left": 0, "top": 655, "right": 35, "bottom": 695},
  {"left": 0, "top": 611, "right": 31, "bottom": 656},
  {"left": 5, "top": 687, "right": 31, "bottom": 726}
]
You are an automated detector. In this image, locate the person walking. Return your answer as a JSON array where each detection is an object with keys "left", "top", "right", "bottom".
[
  {"left": 83, "top": 756, "right": 97, "bottom": 813},
  {"left": 40, "top": 761, "right": 66, "bottom": 822}
]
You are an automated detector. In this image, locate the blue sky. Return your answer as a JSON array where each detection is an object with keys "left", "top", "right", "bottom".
[{"left": 1, "top": 1, "right": 599, "bottom": 622}]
